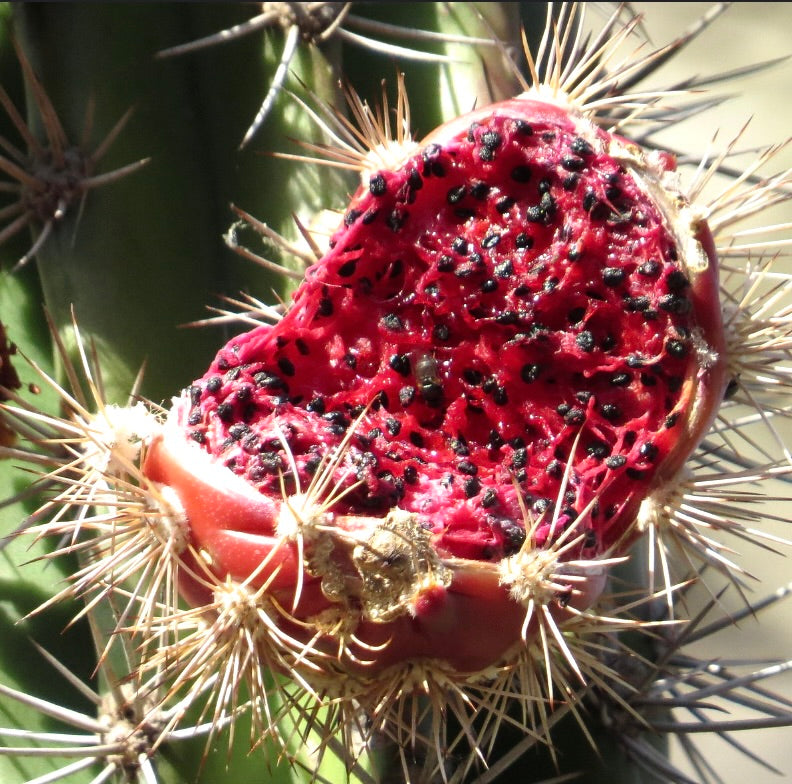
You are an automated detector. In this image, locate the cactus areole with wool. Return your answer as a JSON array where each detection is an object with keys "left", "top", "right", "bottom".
[{"left": 144, "top": 97, "right": 727, "bottom": 677}]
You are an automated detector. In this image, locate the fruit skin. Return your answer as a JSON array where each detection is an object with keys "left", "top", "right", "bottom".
[{"left": 143, "top": 93, "right": 727, "bottom": 683}]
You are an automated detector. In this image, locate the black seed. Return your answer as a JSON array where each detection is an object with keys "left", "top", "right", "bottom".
[
  {"left": 666, "top": 339, "right": 688, "bottom": 358},
  {"left": 450, "top": 435, "right": 469, "bottom": 456},
  {"left": 277, "top": 357, "right": 295, "bottom": 376},
  {"left": 236, "top": 384, "right": 253, "bottom": 402},
  {"left": 521, "top": 364, "right": 541, "bottom": 383},
  {"left": 511, "top": 447, "right": 527, "bottom": 469},
  {"left": 422, "top": 143, "right": 441, "bottom": 162},
  {"left": 526, "top": 205, "right": 545, "bottom": 223},
  {"left": 254, "top": 371, "right": 284, "bottom": 389},
  {"left": 206, "top": 376, "right": 222, "bottom": 393},
  {"left": 470, "top": 181, "right": 490, "bottom": 200},
  {"left": 640, "top": 442, "right": 659, "bottom": 461},
  {"left": 583, "top": 190, "right": 598, "bottom": 211},
  {"left": 381, "top": 313, "right": 404, "bottom": 331},
  {"left": 611, "top": 372, "right": 631, "bottom": 386},
  {"left": 570, "top": 136, "right": 594, "bottom": 155},
  {"left": 564, "top": 407, "right": 585, "bottom": 425},
  {"left": 576, "top": 331, "right": 595, "bottom": 352},
  {"left": 399, "top": 386, "right": 416, "bottom": 407},
  {"left": 493, "top": 386, "right": 508, "bottom": 405},
  {"left": 188, "top": 385, "right": 202, "bottom": 405},
  {"left": 496, "top": 196, "right": 514, "bottom": 213},
  {"left": 724, "top": 377, "right": 739, "bottom": 399},
  {"left": 403, "top": 465, "right": 418, "bottom": 484},
  {"left": 387, "top": 209, "right": 407, "bottom": 231},
  {"left": 463, "top": 476, "right": 481, "bottom": 498},
  {"left": 229, "top": 423, "right": 249, "bottom": 441},
  {"left": 479, "top": 146, "right": 495, "bottom": 162},
  {"left": 626, "top": 353, "right": 646, "bottom": 368},
  {"left": 463, "top": 368, "right": 483, "bottom": 385},
  {"left": 481, "top": 129, "right": 502, "bottom": 149},
  {"left": 447, "top": 184, "right": 466, "bottom": 204},
  {"left": 481, "top": 489, "right": 497, "bottom": 508},
  {"left": 562, "top": 173, "right": 579, "bottom": 190},
  {"left": 187, "top": 410, "right": 201, "bottom": 426},
  {"left": 295, "top": 338, "right": 309, "bottom": 356},
  {"left": 665, "top": 412, "right": 680, "bottom": 428},
  {"left": 602, "top": 267, "right": 626, "bottom": 286},
  {"left": 458, "top": 460, "right": 478, "bottom": 476},
  {"left": 482, "top": 232, "right": 501, "bottom": 249},
  {"left": 389, "top": 354, "right": 411, "bottom": 376},
  {"left": 452, "top": 236, "right": 469, "bottom": 255},
  {"left": 216, "top": 403, "right": 234, "bottom": 422},
  {"left": 514, "top": 285, "right": 530, "bottom": 297},
  {"left": 511, "top": 165, "right": 532, "bottom": 182},
  {"left": 488, "top": 429, "right": 504, "bottom": 448},
  {"left": 318, "top": 296, "right": 333, "bottom": 316},
  {"left": 495, "top": 311, "right": 518, "bottom": 325},
  {"left": 625, "top": 295, "right": 650, "bottom": 312},
  {"left": 222, "top": 366, "right": 239, "bottom": 383},
  {"left": 323, "top": 410, "right": 349, "bottom": 428},
  {"left": 605, "top": 455, "right": 626, "bottom": 469},
  {"left": 494, "top": 260, "right": 513, "bottom": 278},
  {"left": 424, "top": 282, "right": 439, "bottom": 297},
  {"left": 385, "top": 417, "right": 401, "bottom": 436},
  {"left": 515, "top": 232, "right": 533, "bottom": 249},
  {"left": 433, "top": 324, "right": 450, "bottom": 341},
  {"left": 344, "top": 209, "right": 361, "bottom": 226},
  {"left": 595, "top": 333, "right": 615, "bottom": 352},
  {"left": 576, "top": 390, "right": 593, "bottom": 403},
  {"left": 437, "top": 254, "right": 454, "bottom": 271},
  {"left": 409, "top": 431, "right": 425, "bottom": 448},
  {"left": 638, "top": 259, "right": 661, "bottom": 277},
  {"left": 640, "top": 372, "right": 657, "bottom": 386},
  {"left": 482, "top": 376, "right": 498, "bottom": 394},
  {"left": 217, "top": 356, "right": 230, "bottom": 371},
  {"left": 362, "top": 209, "right": 378, "bottom": 224},
  {"left": 568, "top": 244, "right": 582, "bottom": 261},
  {"left": 561, "top": 154, "right": 585, "bottom": 171},
  {"left": 481, "top": 278, "right": 498, "bottom": 293},
  {"left": 557, "top": 402, "right": 570, "bottom": 416},
  {"left": 369, "top": 173, "right": 387, "bottom": 195},
  {"left": 587, "top": 440, "right": 610, "bottom": 459},
  {"left": 658, "top": 293, "right": 691, "bottom": 314},
  {"left": 666, "top": 270, "right": 690, "bottom": 292},
  {"left": 337, "top": 259, "right": 358, "bottom": 277},
  {"left": 190, "top": 430, "right": 206, "bottom": 444},
  {"left": 306, "top": 396, "right": 326, "bottom": 414},
  {"left": 514, "top": 119, "right": 533, "bottom": 135},
  {"left": 533, "top": 497, "right": 552, "bottom": 514},
  {"left": 546, "top": 459, "right": 563, "bottom": 478},
  {"left": 567, "top": 306, "right": 585, "bottom": 324},
  {"left": 600, "top": 403, "right": 621, "bottom": 421},
  {"left": 624, "top": 430, "right": 638, "bottom": 446},
  {"left": 626, "top": 468, "right": 645, "bottom": 480},
  {"left": 341, "top": 353, "right": 356, "bottom": 370}
]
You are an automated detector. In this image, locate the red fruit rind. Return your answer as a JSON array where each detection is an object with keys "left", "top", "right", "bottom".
[{"left": 144, "top": 96, "right": 727, "bottom": 688}]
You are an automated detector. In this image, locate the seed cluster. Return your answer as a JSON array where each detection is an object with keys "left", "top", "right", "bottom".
[{"left": 182, "top": 106, "right": 701, "bottom": 561}]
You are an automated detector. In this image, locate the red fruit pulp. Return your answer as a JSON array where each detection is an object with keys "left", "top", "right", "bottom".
[{"left": 144, "top": 97, "right": 726, "bottom": 675}]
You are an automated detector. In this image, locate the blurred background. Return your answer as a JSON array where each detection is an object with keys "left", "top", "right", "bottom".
[{"left": 631, "top": 3, "right": 792, "bottom": 782}]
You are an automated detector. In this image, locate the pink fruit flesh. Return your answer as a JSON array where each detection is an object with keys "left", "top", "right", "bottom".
[{"left": 144, "top": 97, "right": 726, "bottom": 675}]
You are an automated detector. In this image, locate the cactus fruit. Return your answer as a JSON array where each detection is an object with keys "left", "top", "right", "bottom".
[{"left": 143, "top": 91, "right": 727, "bottom": 690}]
